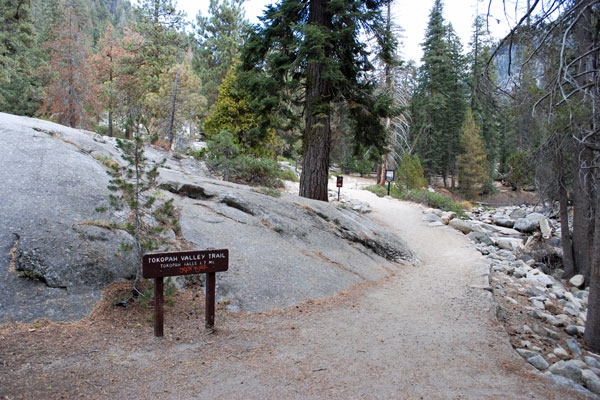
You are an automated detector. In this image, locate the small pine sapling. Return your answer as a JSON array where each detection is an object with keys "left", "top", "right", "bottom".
[{"left": 106, "top": 134, "right": 177, "bottom": 297}]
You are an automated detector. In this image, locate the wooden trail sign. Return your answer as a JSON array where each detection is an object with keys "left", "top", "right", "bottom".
[{"left": 142, "top": 249, "right": 229, "bottom": 337}]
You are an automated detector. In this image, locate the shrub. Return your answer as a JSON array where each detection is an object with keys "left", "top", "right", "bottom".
[
  {"left": 364, "top": 185, "right": 466, "bottom": 217},
  {"left": 506, "top": 151, "right": 534, "bottom": 190},
  {"left": 278, "top": 167, "right": 299, "bottom": 182},
  {"left": 398, "top": 152, "right": 427, "bottom": 190}
]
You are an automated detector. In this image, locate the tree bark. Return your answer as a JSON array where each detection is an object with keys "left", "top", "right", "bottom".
[
  {"left": 584, "top": 165, "right": 600, "bottom": 351},
  {"left": 167, "top": 68, "right": 180, "bottom": 150},
  {"left": 299, "top": 0, "right": 331, "bottom": 201},
  {"left": 572, "top": 154, "right": 593, "bottom": 281},
  {"left": 558, "top": 155, "right": 575, "bottom": 278}
]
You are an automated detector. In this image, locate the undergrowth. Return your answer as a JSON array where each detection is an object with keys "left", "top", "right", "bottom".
[{"left": 365, "top": 184, "right": 466, "bottom": 217}]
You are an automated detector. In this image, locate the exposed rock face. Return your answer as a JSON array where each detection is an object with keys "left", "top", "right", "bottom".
[
  {"left": 0, "top": 113, "right": 415, "bottom": 320},
  {"left": 159, "top": 169, "right": 415, "bottom": 312},
  {"left": 0, "top": 114, "right": 138, "bottom": 291}
]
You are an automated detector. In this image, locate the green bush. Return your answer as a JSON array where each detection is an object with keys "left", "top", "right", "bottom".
[
  {"left": 398, "top": 152, "right": 427, "bottom": 190},
  {"left": 277, "top": 156, "right": 297, "bottom": 167},
  {"left": 506, "top": 151, "right": 534, "bottom": 190},
  {"left": 278, "top": 167, "right": 299, "bottom": 182},
  {"left": 206, "top": 130, "right": 291, "bottom": 188},
  {"left": 364, "top": 184, "right": 465, "bottom": 217}
]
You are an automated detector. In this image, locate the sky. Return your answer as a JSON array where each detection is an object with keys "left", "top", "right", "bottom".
[{"left": 176, "top": 0, "right": 521, "bottom": 63}]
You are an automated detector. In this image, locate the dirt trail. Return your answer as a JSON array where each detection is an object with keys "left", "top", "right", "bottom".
[{"left": 1, "top": 185, "right": 592, "bottom": 399}]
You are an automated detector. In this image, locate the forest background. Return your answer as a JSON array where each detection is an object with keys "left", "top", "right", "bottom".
[{"left": 1, "top": 0, "right": 599, "bottom": 350}]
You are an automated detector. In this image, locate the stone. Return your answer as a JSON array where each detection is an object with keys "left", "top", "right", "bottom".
[
  {"left": 542, "top": 327, "right": 561, "bottom": 340},
  {"left": 585, "top": 356, "right": 600, "bottom": 369},
  {"left": 495, "top": 237, "right": 524, "bottom": 251},
  {"left": 531, "top": 299, "right": 545, "bottom": 309},
  {"left": 449, "top": 219, "right": 473, "bottom": 234},
  {"left": 539, "top": 217, "right": 552, "bottom": 239},
  {"left": 494, "top": 218, "right": 515, "bottom": 228},
  {"left": 574, "top": 290, "right": 589, "bottom": 300},
  {"left": 548, "top": 360, "right": 583, "bottom": 382},
  {"left": 467, "top": 231, "right": 494, "bottom": 246},
  {"left": 569, "top": 275, "right": 585, "bottom": 288},
  {"left": 525, "top": 271, "right": 554, "bottom": 288},
  {"left": 566, "top": 338, "right": 583, "bottom": 356},
  {"left": 514, "top": 218, "right": 539, "bottom": 233},
  {"left": 582, "top": 370, "right": 600, "bottom": 394},
  {"left": 497, "top": 250, "right": 517, "bottom": 261},
  {"left": 510, "top": 208, "right": 527, "bottom": 219},
  {"left": 528, "top": 355, "right": 549, "bottom": 371},
  {"left": 440, "top": 211, "right": 456, "bottom": 224},
  {"left": 565, "top": 325, "right": 585, "bottom": 337},
  {"left": 526, "top": 212, "right": 548, "bottom": 223},
  {"left": 517, "top": 348, "right": 539, "bottom": 358},
  {"left": 423, "top": 213, "right": 443, "bottom": 223},
  {"left": 553, "top": 347, "right": 569, "bottom": 359}
]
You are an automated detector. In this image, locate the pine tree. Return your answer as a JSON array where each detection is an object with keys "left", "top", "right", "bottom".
[
  {"left": 132, "top": 0, "right": 187, "bottom": 95},
  {"left": 468, "top": 14, "right": 500, "bottom": 169},
  {"left": 193, "top": 0, "right": 248, "bottom": 112},
  {"left": 203, "top": 64, "right": 267, "bottom": 154},
  {"left": 145, "top": 58, "right": 206, "bottom": 148},
  {"left": 38, "top": 0, "right": 99, "bottom": 128},
  {"left": 410, "top": 0, "right": 466, "bottom": 187},
  {"left": 457, "top": 109, "right": 488, "bottom": 199},
  {"left": 92, "top": 24, "right": 126, "bottom": 137},
  {"left": 241, "top": 0, "right": 395, "bottom": 201},
  {"left": 0, "top": 0, "right": 38, "bottom": 115}
]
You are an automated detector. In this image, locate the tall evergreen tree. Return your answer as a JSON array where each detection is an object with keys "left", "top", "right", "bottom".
[
  {"left": 457, "top": 109, "right": 488, "bottom": 199},
  {"left": 38, "top": 0, "right": 99, "bottom": 127},
  {"left": 132, "top": 0, "right": 187, "bottom": 94},
  {"left": 410, "top": 0, "right": 466, "bottom": 187},
  {"left": 0, "top": 0, "right": 38, "bottom": 115},
  {"left": 92, "top": 24, "right": 126, "bottom": 137},
  {"left": 194, "top": 0, "right": 248, "bottom": 112},
  {"left": 241, "top": 0, "right": 395, "bottom": 201},
  {"left": 468, "top": 14, "right": 500, "bottom": 166}
]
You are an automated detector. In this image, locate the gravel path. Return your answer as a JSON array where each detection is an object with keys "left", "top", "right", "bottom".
[{"left": 1, "top": 186, "right": 592, "bottom": 399}]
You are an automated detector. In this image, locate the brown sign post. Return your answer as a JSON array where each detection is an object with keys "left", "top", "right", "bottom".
[{"left": 143, "top": 249, "right": 229, "bottom": 337}]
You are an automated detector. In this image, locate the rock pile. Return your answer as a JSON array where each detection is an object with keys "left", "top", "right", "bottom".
[{"left": 423, "top": 204, "right": 599, "bottom": 396}]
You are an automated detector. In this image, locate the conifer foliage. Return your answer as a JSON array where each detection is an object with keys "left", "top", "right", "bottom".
[
  {"left": 38, "top": 0, "right": 100, "bottom": 128},
  {"left": 0, "top": 0, "right": 37, "bottom": 115},
  {"left": 194, "top": 0, "right": 248, "bottom": 111},
  {"left": 410, "top": 0, "right": 466, "bottom": 187},
  {"left": 242, "top": 0, "right": 395, "bottom": 201},
  {"left": 457, "top": 109, "right": 488, "bottom": 199}
]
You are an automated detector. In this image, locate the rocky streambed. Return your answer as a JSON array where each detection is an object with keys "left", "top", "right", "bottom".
[{"left": 423, "top": 203, "right": 599, "bottom": 395}]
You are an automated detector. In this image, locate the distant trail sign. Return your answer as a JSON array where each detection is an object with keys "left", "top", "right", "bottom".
[{"left": 142, "top": 249, "right": 229, "bottom": 337}]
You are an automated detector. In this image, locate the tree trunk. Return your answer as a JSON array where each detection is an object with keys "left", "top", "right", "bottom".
[
  {"left": 584, "top": 166, "right": 600, "bottom": 351},
  {"left": 572, "top": 151, "right": 593, "bottom": 282},
  {"left": 559, "top": 160, "right": 575, "bottom": 278},
  {"left": 299, "top": 0, "right": 331, "bottom": 202},
  {"left": 108, "top": 110, "right": 113, "bottom": 137},
  {"left": 167, "top": 68, "right": 180, "bottom": 150}
]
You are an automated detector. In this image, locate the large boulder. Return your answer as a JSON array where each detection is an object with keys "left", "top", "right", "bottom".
[
  {"left": 159, "top": 169, "right": 416, "bottom": 313},
  {"left": 0, "top": 114, "right": 138, "bottom": 290},
  {"left": 1, "top": 113, "right": 416, "bottom": 320},
  {"left": 514, "top": 218, "right": 539, "bottom": 233},
  {"left": 449, "top": 219, "right": 473, "bottom": 234},
  {"left": 0, "top": 114, "right": 141, "bottom": 321}
]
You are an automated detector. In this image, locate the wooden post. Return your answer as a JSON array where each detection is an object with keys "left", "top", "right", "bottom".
[
  {"left": 154, "top": 277, "right": 164, "bottom": 337},
  {"left": 205, "top": 272, "right": 216, "bottom": 329}
]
